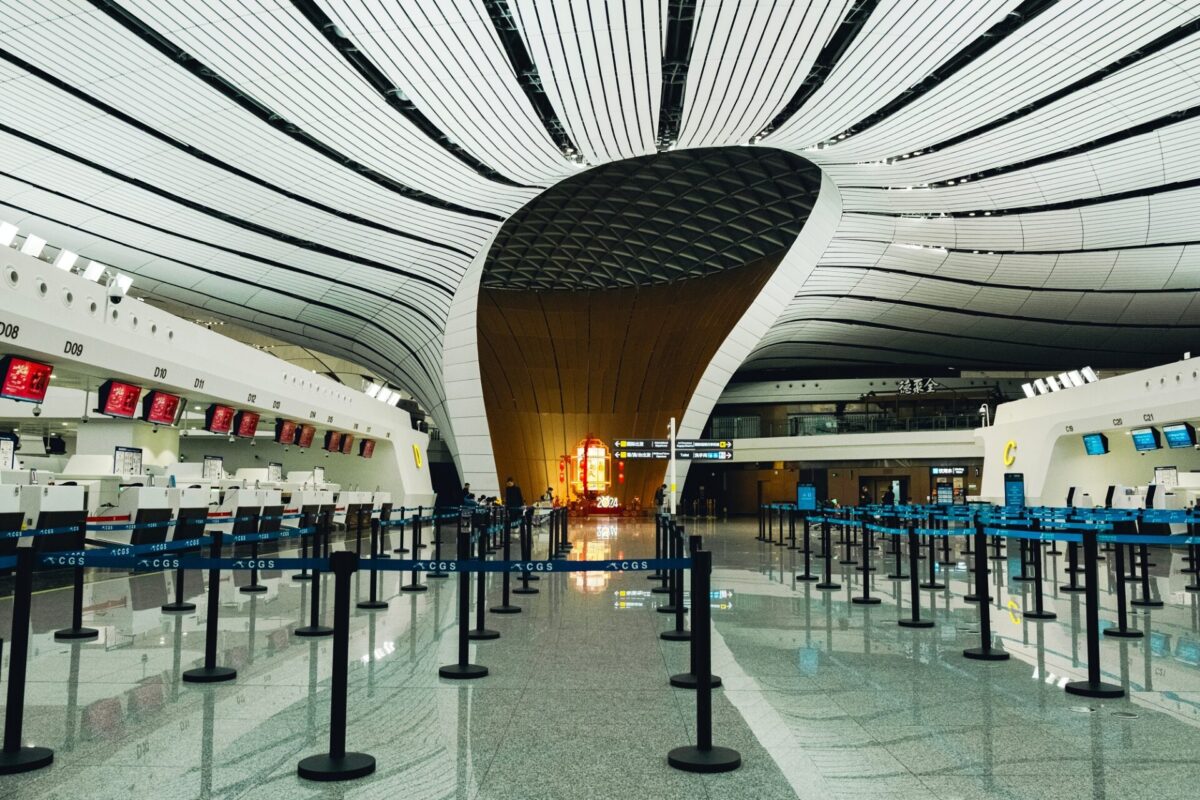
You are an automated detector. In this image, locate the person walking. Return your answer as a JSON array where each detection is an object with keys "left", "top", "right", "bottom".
[{"left": 504, "top": 477, "right": 525, "bottom": 513}]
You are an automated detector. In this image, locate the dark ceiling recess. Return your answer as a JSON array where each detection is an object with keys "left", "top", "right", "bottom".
[{"left": 482, "top": 146, "right": 820, "bottom": 291}]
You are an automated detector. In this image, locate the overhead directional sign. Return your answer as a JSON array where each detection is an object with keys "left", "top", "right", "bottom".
[{"left": 615, "top": 437, "right": 733, "bottom": 460}]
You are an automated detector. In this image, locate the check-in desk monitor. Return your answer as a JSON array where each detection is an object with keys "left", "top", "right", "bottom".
[
  {"left": 20, "top": 484, "right": 86, "bottom": 553},
  {"left": 97, "top": 486, "right": 174, "bottom": 547}
]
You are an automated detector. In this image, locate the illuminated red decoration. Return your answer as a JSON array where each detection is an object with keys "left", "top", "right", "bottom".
[
  {"left": 359, "top": 439, "right": 375, "bottom": 459},
  {"left": 205, "top": 404, "right": 234, "bottom": 434},
  {"left": 99, "top": 379, "right": 141, "bottom": 418},
  {"left": 233, "top": 410, "right": 260, "bottom": 438},
  {"left": 340, "top": 433, "right": 354, "bottom": 454},
  {"left": 325, "top": 431, "right": 342, "bottom": 452},
  {"left": 275, "top": 419, "right": 297, "bottom": 444},
  {"left": 0, "top": 356, "right": 53, "bottom": 403},
  {"left": 141, "top": 390, "right": 182, "bottom": 425},
  {"left": 296, "top": 424, "right": 316, "bottom": 448}
]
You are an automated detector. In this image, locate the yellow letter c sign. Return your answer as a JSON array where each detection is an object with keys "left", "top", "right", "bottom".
[{"left": 1003, "top": 440, "right": 1017, "bottom": 466}]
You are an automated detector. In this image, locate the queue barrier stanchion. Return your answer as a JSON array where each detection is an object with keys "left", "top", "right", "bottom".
[
  {"left": 651, "top": 514, "right": 665, "bottom": 582},
  {"left": 919, "top": 528, "right": 944, "bottom": 590},
  {"left": 491, "top": 508, "right": 521, "bottom": 615},
  {"left": 886, "top": 522, "right": 907, "bottom": 580},
  {"left": 963, "top": 522, "right": 1009, "bottom": 662},
  {"left": 787, "top": 507, "right": 799, "bottom": 550},
  {"left": 1023, "top": 531, "right": 1056, "bottom": 621},
  {"left": 667, "top": 549, "right": 740, "bottom": 774},
  {"left": 294, "top": 513, "right": 313, "bottom": 581},
  {"left": 663, "top": 534, "right": 696, "bottom": 643},
  {"left": 55, "top": 529, "right": 98, "bottom": 641},
  {"left": 296, "top": 511, "right": 334, "bottom": 638},
  {"left": 357, "top": 519, "right": 388, "bottom": 611},
  {"left": 297, "top": 550, "right": 376, "bottom": 781},
  {"left": 775, "top": 505, "right": 786, "bottom": 547},
  {"left": 1131, "top": 540, "right": 1163, "bottom": 608},
  {"left": 392, "top": 508, "right": 409, "bottom": 554},
  {"left": 401, "top": 512, "right": 427, "bottom": 593},
  {"left": 652, "top": 515, "right": 670, "bottom": 594},
  {"left": 1104, "top": 536, "right": 1141, "bottom": 639},
  {"left": 469, "top": 515, "right": 500, "bottom": 641},
  {"left": 658, "top": 522, "right": 682, "bottom": 615},
  {"left": 0, "top": 543, "right": 54, "bottom": 774},
  {"left": 1065, "top": 530, "right": 1124, "bottom": 699},
  {"left": 670, "top": 537, "right": 724, "bottom": 687},
  {"left": 796, "top": 514, "right": 817, "bottom": 582},
  {"left": 162, "top": 539, "right": 199, "bottom": 613},
  {"left": 439, "top": 525, "right": 488, "bottom": 679},
  {"left": 513, "top": 511, "right": 539, "bottom": 596},
  {"left": 240, "top": 528, "right": 268, "bottom": 594},
  {"left": 428, "top": 511, "right": 448, "bottom": 578},
  {"left": 898, "top": 527, "right": 933, "bottom": 629},
  {"left": 1061, "top": 539, "right": 1085, "bottom": 593},
  {"left": 853, "top": 526, "right": 880, "bottom": 605},
  {"left": 817, "top": 518, "right": 839, "bottom": 591},
  {"left": 184, "top": 527, "right": 239, "bottom": 682}
]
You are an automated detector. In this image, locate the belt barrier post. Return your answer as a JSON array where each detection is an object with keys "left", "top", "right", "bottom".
[
  {"left": 887, "top": 523, "right": 907, "bottom": 580},
  {"left": 241, "top": 536, "right": 267, "bottom": 594},
  {"left": 294, "top": 511, "right": 314, "bottom": 580},
  {"left": 1132, "top": 542, "right": 1163, "bottom": 608},
  {"left": 491, "top": 508, "right": 520, "bottom": 615},
  {"left": 652, "top": 514, "right": 670, "bottom": 594},
  {"left": 469, "top": 515, "right": 499, "bottom": 641},
  {"left": 392, "top": 507, "right": 408, "bottom": 554},
  {"left": 357, "top": 519, "right": 388, "bottom": 611},
  {"left": 1065, "top": 530, "right": 1124, "bottom": 698},
  {"left": 776, "top": 506, "right": 786, "bottom": 547},
  {"left": 1024, "top": 533, "right": 1055, "bottom": 620},
  {"left": 787, "top": 508, "right": 798, "bottom": 550},
  {"left": 183, "top": 528, "right": 239, "bottom": 681},
  {"left": 919, "top": 530, "right": 944, "bottom": 590},
  {"left": 853, "top": 526, "right": 880, "bottom": 605},
  {"left": 1062, "top": 540, "right": 1085, "bottom": 592},
  {"left": 296, "top": 510, "right": 334, "bottom": 638},
  {"left": 401, "top": 512, "right": 427, "bottom": 593},
  {"left": 659, "top": 522, "right": 682, "bottom": 615},
  {"left": 757, "top": 504, "right": 765, "bottom": 541},
  {"left": 963, "top": 522, "right": 1009, "bottom": 661},
  {"left": 1104, "top": 539, "right": 1142, "bottom": 639},
  {"left": 670, "top": 536, "right": 724, "bottom": 685},
  {"left": 559, "top": 507, "right": 571, "bottom": 553},
  {"left": 651, "top": 513, "right": 665, "bottom": 582},
  {"left": 839, "top": 520, "right": 857, "bottom": 565},
  {"left": 513, "top": 511, "right": 538, "bottom": 596},
  {"left": 817, "top": 518, "right": 839, "bottom": 591},
  {"left": 163, "top": 538, "right": 198, "bottom": 613},
  {"left": 297, "top": 550, "right": 376, "bottom": 781},
  {"left": 0, "top": 543, "right": 54, "bottom": 774},
  {"left": 428, "top": 511, "right": 448, "bottom": 578},
  {"left": 439, "top": 526, "right": 488, "bottom": 679},
  {"left": 667, "top": 549, "right": 740, "bottom": 773},
  {"left": 796, "top": 515, "right": 817, "bottom": 582},
  {"left": 898, "top": 527, "right": 933, "bottom": 628},
  {"left": 54, "top": 547, "right": 98, "bottom": 641},
  {"left": 939, "top": 517, "right": 953, "bottom": 565}
]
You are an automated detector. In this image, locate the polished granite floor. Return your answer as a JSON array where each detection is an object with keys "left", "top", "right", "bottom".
[{"left": 1, "top": 516, "right": 1199, "bottom": 799}]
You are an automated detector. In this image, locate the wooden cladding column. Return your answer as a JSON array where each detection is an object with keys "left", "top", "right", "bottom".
[{"left": 478, "top": 256, "right": 778, "bottom": 507}]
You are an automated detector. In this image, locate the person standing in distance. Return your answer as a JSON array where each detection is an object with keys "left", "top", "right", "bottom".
[{"left": 504, "top": 477, "right": 525, "bottom": 522}]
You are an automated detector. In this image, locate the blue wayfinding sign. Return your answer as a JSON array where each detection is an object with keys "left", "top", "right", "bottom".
[
  {"left": 1003, "top": 473, "right": 1025, "bottom": 509},
  {"left": 796, "top": 484, "right": 817, "bottom": 511}
]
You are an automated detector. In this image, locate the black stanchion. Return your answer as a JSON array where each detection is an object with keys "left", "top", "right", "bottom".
[
  {"left": 469, "top": 516, "right": 500, "bottom": 641},
  {"left": 392, "top": 507, "right": 409, "bottom": 554},
  {"left": 839, "top": 520, "right": 857, "bottom": 565},
  {"left": 162, "top": 548, "right": 198, "bottom": 613},
  {"left": 817, "top": 518, "right": 840, "bottom": 591},
  {"left": 898, "top": 529, "right": 933, "bottom": 628},
  {"left": 1104, "top": 538, "right": 1142, "bottom": 639},
  {"left": 787, "top": 508, "right": 799, "bottom": 550},
  {"left": 439, "top": 526, "right": 488, "bottom": 679},
  {"left": 1062, "top": 540, "right": 1085, "bottom": 592},
  {"left": 853, "top": 526, "right": 880, "bottom": 605},
  {"left": 491, "top": 508, "right": 521, "bottom": 614},
  {"left": 401, "top": 512, "right": 427, "bottom": 593},
  {"left": 1131, "top": 542, "right": 1163, "bottom": 608},
  {"left": 296, "top": 511, "right": 334, "bottom": 638},
  {"left": 54, "top": 561, "right": 99, "bottom": 642},
  {"left": 1065, "top": 530, "right": 1124, "bottom": 698},
  {"left": 559, "top": 507, "right": 572, "bottom": 553},
  {"left": 796, "top": 515, "right": 818, "bottom": 581},
  {"left": 670, "top": 537, "right": 723, "bottom": 686},
  {"left": 667, "top": 549, "right": 740, "bottom": 773},
  {"left": 663, "top": 534, "right": 696, "bottom": 643},
  {"left": 757, "top": 504, "right": 766, "bottom": 542},
  {"left": 294, "top": 512, "right": 314, "bottom": 581},
  {"left": 886, "top": 524, "right": 907, "bottom": 580},
  {"left": 652, "top": 514, "right": 671, "bottom": 594},
  {"left": 963, "top": 523, "right": 1009, "bottom": 662},
  {"left": 183, "top": 528, "right": 238, "bottom": 682},
  {"left": 357, "top": 519, "right": 388, "bottom": 611},
  {"left": 513, "top": 510, "right": 539, "bottom": 596},
  {"left": 0, "top": 543, "right": 54, "bottom": 774},
  {"left": 919, "top": 531, "right": 944, "bottom": 590},
  {"left": 1023, "top": 534, "right": 1056, "bottom": 620},
  {"left": 775, "top": 505, "right": 786, "bottom": 547},
  {"left": 297, "top": 551, "right": 376, "bottom": 781},
  {"left": 938, "top": 517, "right": 953, "bottom": 565},
  {"left": 428, "top": 511, "right": 448, "bottom": 578},
  {"left": 240, "top": 539, "right": 268, "bottom": 594}
]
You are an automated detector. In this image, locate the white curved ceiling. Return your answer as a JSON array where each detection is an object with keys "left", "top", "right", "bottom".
[{"left": 2, "top": 0, "right": 1199, "bottom": 443}]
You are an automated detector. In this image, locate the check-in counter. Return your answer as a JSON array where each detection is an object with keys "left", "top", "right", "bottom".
[
  {"left": 334, "top": 490, "right": 372, "bottom": 529},
  {"left": 210, "top": 486, "right": 266, "bottom": 539},
  {"left": 20, "top": 484, "right": 86, "bottom": 553},
  {"left": 371, "top": 492, "right": 392, "bottom": 523},
  {"left": 0, "top": 484, "right": 23, "bottom": 558},
  {"left": 89, "top": 487, "right": 174, "bottom": 547}
]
